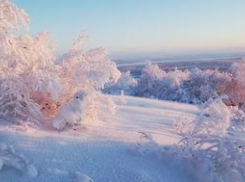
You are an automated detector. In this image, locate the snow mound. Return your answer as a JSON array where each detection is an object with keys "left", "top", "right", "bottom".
[
  {"left": 0, "top": 143, "right": 37, "bottom": 177},
  {"left": 72, "top": 172, "right": 94, "bottom": 182},
  {"left": 53, "top": 91, "right": 86, "bottom": 130}
]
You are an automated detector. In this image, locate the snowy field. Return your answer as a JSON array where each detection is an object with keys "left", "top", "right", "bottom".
[
  {"left": 0, "top": 95, "right": 199, "bottom": 182},
  {"left": 1, "top": 1, "right": 245, "bottom": 182}
]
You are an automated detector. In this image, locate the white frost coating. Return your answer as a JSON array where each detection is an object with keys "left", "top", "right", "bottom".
[
  {"left": 0, "top": 0, "right": 60, "bottom": 124},
  {"left": 0, "top": 0, "right": 29, "bottom": 32}
]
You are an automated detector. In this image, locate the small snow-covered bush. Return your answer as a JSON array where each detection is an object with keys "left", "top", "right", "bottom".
[
  {"left": 135, "top": 63, "right": 166, "bottom": 98},
  {"left": 52, "top": 34, "right": 120, "bottom": 130},
  {"left": 173, "top": 98, "right": 245, "bottom": 182},
  {"left": 0, "top": 0, "right": 121, "bottom": 130},
  {"left": 182, "top": 68, "right": 232, "bottom": 104}
]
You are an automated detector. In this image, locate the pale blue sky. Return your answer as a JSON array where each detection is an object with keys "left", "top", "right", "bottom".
[{"left": 13, "top": 0, "right": 245, "bottom": 56}]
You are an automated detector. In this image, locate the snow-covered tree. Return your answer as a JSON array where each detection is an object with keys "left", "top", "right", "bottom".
[{"left": 0, "top": 0, "right": 121, "bottom": 129}]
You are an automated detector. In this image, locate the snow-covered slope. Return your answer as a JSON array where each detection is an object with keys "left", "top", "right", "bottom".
[{"left": 0, "top": 95, "right": 199, "bottom": 182}]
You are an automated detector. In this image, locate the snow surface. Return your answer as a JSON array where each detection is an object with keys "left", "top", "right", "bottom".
[{"left": 0, "top": 95, "right": 199, "bottom": 182}]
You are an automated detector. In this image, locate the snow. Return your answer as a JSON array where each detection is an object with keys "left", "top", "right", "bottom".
[
  {"left": 72, "top": 172, "right": 94, "bottom": 182},
  {"left": 0, "top": 142, "right": 38, "bottom": 178},
  {"left": 1, "top": 1, "right": 244, "bottom": 181},
  {"left": 53, "top": 91, "right": 86, "bottom": 130},
  {"left": 0, "top": 95, "right": 199, "bottom": 182}
]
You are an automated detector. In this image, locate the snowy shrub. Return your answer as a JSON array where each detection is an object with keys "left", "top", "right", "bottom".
[
  {"left": 135, "top": 63, "right": 191, "bottom": 102},
  {"left": 173, "top": 98, "right": 245, "bottom": 182},
  {"left": 183, "top": 68, "right": 233, "bottom": 104},
  {"left": 0, "top": 0, "right": 121, "bottom": 129},
  {"left": 135, "top": 62, "right": 165, "bottom": 98},
  {"left": 103, "top": 70, "right": 137, "bottom": 95},
  {"left": 155, "top": 67, "right": 190, "bottom": 102},
  {"left": 53, "top": 34, "right": 120, "bottom": 130}
]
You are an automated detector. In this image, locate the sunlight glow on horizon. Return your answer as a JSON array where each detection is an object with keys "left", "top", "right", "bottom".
[{"left": 13, "top": 0, "right": 245, "bottom": 56}]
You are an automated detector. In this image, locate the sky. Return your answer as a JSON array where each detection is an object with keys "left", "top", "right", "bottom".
[{"left": 13, "top": 0, "right": 245, "bottom": 57}]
